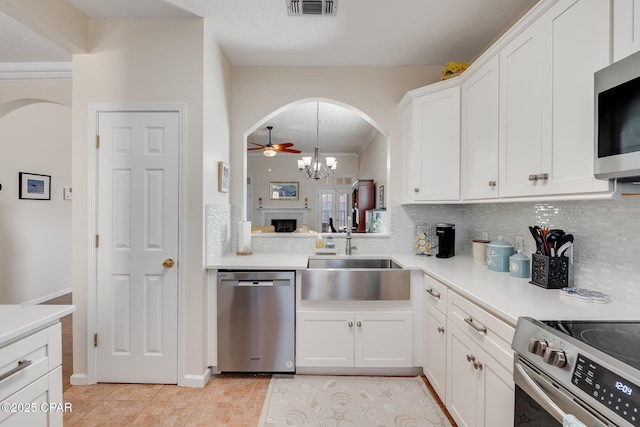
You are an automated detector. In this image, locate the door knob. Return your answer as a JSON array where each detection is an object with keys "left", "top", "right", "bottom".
[{"left": 163, "top": 258, "right": 175, "bottom": 268}]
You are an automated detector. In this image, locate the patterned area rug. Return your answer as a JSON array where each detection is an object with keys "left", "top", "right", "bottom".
[{"left": 258, "top": 375, "right": 452, "bottom": 427}]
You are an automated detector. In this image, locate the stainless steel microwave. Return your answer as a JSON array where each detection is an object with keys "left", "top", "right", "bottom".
[{"left": 594, "top": 49, "right": 640, "bottom": 181}]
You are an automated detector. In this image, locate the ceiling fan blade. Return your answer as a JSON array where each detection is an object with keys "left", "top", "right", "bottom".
[
  {"left": 247, "top": 147, "right": 266, "bottom": 151},
  {"left": 248, "top": 142, "right": 265, "bottom": 147},
  {"left": 279, "top": 148, "right": 302, "bottom": 154},
  {"left": 277, "top": 142, "right": 295, "bottom": 147}
]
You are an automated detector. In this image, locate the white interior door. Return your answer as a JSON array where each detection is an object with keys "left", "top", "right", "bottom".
[{"left": 96, "top": 111, "right": 179, "bottom": 383}]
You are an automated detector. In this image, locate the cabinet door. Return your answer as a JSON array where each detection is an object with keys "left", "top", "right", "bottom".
[
  {"left": 477, "top": 348, "right": 515, "bottom": 427},
  {"left": 355, "top": 311, "right": 413, "bottom": 368},
  {"left": 446, "top": 322, "right": 479, "bottom": 427},
  {"left": 613, "top": 0, "right": 640, "bottom": 61},
  {"left": 411, "top": 87, "right": 461, "bottom": 201},
  {"left": 296, "top": 311, "right": 354, "bottom": 367},
  {"left": 461, "top": 55, "right": 500, "bottom": 200},
  {"left": 548, "top": 0, "right": 611, "bottom": 195},
  {"left": 0, "top": 366, "right": 63, "bottom": 427},
  {"left": 423, "top": 301, "right": 447, "bottom": 401},
  {"left": 499, "top": 18, "right": 550, "bottom": 197}
]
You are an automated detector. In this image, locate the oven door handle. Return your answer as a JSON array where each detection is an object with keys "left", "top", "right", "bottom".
[{"left": 515, "top": 362, "right": 567, "bottom": 420}]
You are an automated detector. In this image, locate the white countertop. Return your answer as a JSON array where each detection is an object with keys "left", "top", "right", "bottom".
[
  {"left": 207, "top": 253, "right": 640, "bottom": 327},
  {"left": 0, "top": 304, "right": 75, "bottom": 346}
]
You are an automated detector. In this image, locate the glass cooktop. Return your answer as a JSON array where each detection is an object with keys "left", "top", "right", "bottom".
[{"left": 543, "top": 320, "right": 640, "bottom": 371}]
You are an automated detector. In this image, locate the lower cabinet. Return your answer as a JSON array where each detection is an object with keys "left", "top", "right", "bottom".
[
  {"left": 422, "top": 275, "right": 448, "bottom": 401},
  {"left": 446, "top": 322, "right": 514, "bottom": 427},
  {"left": 296, "top": 310, "right": 413, "bottom": 368},
  {"left": 0, "top": 323, "right": 63, "bottom": 427},
  {"left": 446, "top": 291, "right": 515, "bottom": 427}
]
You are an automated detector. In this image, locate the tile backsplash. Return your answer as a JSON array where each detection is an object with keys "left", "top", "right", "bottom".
[{"left": 206, "top": 197, "right": 640, "bottom": 307}]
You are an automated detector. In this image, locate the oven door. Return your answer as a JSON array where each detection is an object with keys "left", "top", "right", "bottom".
[{"left": 514, "top": 356, "right": 611, "bottom": 427}]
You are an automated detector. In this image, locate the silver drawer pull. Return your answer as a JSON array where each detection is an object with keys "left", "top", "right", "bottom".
[
  {"left": 464, "top": 317, "right": 487, "bottom": 334},
  {"left": 528, "top": 174, "right": 539, "bottom": 181},
  {"left": 473, "top": 361, "right": 483, "bottom": 370},
  {"left": 437, "top": 326, "right": 445, "bottom": 334},
  {"left": 357, "top": 321, "right": 362, "bottom": 327},
  {"left": 0, "top": 359, "right": 32, "bottom": 382},
  {"left": 426, "top": 288, "right": 441, "bottom": 299},
  {"left": 348, "top": 321, "right": 353, "bottom": 327}
]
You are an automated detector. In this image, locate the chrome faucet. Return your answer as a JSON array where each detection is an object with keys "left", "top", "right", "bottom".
[{"left": 346, "top": 217, "right": 358, "bottom": 255}]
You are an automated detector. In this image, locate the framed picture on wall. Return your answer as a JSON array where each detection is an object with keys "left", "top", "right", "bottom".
[
  {"left": 19, "top": 172, "right": 51, "bottom": 200},
  {"left": 218, "top": 162, "right": 229, "bottom": 193},
  {"left": 269, "top": 181, "right": 299, "bottom": 200}
]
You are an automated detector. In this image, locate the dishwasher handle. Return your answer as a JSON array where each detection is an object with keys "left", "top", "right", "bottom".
[
  {"left": 220, "top": 279, "right": 290, "bottom": 287},
  {"left": 239, "top": 280, "right": 273, "bottom": 287}
]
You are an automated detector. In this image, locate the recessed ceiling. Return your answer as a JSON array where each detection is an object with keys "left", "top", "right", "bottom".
[{"left": 0, "top": 0, "right": 537, "bottom": 67}]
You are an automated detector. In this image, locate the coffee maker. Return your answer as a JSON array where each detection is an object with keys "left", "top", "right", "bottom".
[{"left": 436, "top": 223, "right": 455, "bottom": 258}]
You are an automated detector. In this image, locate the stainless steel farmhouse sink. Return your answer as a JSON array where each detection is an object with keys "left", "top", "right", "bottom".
[{"left": 301, "top": 257, "right": 410, "bottom": 301}]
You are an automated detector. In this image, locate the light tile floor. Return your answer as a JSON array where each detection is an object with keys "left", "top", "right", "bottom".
[{"left": 63, "top": 374, "right": 272, "bottom": 426}]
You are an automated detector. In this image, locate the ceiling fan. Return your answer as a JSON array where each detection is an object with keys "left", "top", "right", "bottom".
[{"left": 248, "top": 126, "right": 301, "bottom": 157}]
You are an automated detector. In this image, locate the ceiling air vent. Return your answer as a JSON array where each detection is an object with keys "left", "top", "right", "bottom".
[{"left": 287, "top": 0, "right": 337, "bottom": 16}]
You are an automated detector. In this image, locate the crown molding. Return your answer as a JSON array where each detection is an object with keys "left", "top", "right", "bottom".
[{"left": 0, "top": 62, "right": 72, "bottom": 81}]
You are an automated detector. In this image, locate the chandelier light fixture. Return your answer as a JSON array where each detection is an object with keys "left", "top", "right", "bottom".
[{"left": 298, "top": 103, "right": 337, "bottom": 180}]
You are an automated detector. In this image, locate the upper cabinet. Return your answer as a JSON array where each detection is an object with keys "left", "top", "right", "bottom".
[
  {"left": 461, "top": 55, "right": 500, "bottom": 201},
  {"left": 613, "top": 0, "right": 640, "bottom": 61},
  {"left": 401, "top": 83, "right": 461, "bottom": 203},
  {"left": 404, "top": 0, "right": 618, "bottom": 204},
  {"left": 500, "top": 0, "right": 612, "bottom": 197}
]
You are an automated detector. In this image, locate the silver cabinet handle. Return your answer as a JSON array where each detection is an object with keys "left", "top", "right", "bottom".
[
  {"left": 464, "top": 317, "right": 487, "bottom": 334},
  {"left": 466, "top": 354, "right": 475, "bottom": 362},
  {"left": 437, "top": 326, "right": 445, "bottom": 334},
  {"left": 528, "top": 174, "right": 539, "bottom": 181},
  {"left": 0, "top": 359, "right": 32, "bottom": 382},
  {"left": 538, "top": 173, "right": 549, "bottom": 181},
  {"left": 357, "top": 321, "right": 362, "bottom": 327},
  {"left": 348, "top": 321, "right": 353, "bottom": 327},
  {"left": 488, "top": 180, "right": 497, "bottom": 187},
  {"left": 474, "top": 361, "right": 483, "bottom": 370},
  {"left": 414, "top": 188, "right": 420, "bottom": 193},
  {"left": 426, "top": 288, "right": 441, "bottom": 299}
]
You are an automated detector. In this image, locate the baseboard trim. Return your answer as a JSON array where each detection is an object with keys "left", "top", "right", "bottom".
[
  {"left": 180, "top": 369, "right": 211, "bottom": 388},
  {"left": 25, "top": 288, "right": 72, "bottom": 305},
  {"left": 70, "top": 374, "right": 89, "bottom": 386}
]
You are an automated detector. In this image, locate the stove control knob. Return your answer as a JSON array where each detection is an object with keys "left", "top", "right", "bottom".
[
  {"left": 543, "top": 348, "right": 566, "bottom": 367},
  {"left": 528, "top": 338, "right": 548, "bottom": 356}
]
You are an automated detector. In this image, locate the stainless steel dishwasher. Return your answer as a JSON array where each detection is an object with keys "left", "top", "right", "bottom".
[{"left": 217, "top": 270, "right": 295, "bottom": 372}]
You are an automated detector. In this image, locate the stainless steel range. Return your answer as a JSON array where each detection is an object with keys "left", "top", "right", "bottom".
[{"left": 512, "top": 317, "right": 640, "bottom": 426}]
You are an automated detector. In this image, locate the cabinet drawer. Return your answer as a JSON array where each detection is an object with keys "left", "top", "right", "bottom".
[
  {"left": 423, "top": 274, "right": 448, "bottom": 314},
  {"left": 0, "top": 323, "right": 62, "bottom": 402},
  {"left": 447, "top": 292, "right": 514, "bottom": 372}
]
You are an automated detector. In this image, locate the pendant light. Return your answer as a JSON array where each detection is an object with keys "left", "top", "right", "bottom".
[{"left": 298, "top": 103, "right": 337, "bottom": 180}]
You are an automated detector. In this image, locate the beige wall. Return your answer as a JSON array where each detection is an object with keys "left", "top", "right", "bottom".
[
  {"left": 230, "top": 66, "right": 442, "bottom": 221},
  {"left": 71, "top": 18, "right": 231, "bottom": 385},
  {"left": 358, "top": 131, "right": 388, "bottom": 207},
  {"left": 0, "top": 82, "right": 72, "bottom": 304}
]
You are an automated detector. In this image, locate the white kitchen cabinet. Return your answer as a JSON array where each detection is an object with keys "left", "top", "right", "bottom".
[
  {"left": 0, "top": 323, "right": 64, "bottom": 427},
  {"left": 613, "top": 0, "right": 640, "bottom": 61},
  {"left": 296, "top": 310, "right": 413, "bottom": 368},
  {"left": 446, "top": 292, "right": 515, "bottom": 427},
  {"left": 461, "top": 55, "right": 500, "bottom": 200},
  {"left": 401, "top": 83, "right": 461, "bottom": 203},
  {"left": 446, "top": 322, "right": 514, "bottom": 427},
  {"left": 499, "top": 16, "right": 550, "bottom": 197},
  {"left": 499, "top": 0, "right": 611, "bottom": 198},
  {"left": 422, "top": 274, "right": 448, "bottom": 401}
]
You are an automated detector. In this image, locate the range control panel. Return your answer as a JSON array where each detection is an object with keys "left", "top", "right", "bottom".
[{"left": 573, "top": 354, "right": 640, "bottom": 425}]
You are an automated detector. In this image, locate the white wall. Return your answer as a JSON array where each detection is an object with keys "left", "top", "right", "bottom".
[
  {"left": 71, "top": 18, "right": 231, "bottom": 385},
  {"left": 0, "top": 100, "right": 72, "bottom": 304},
  {"left": 230, "top": 67, "right": 442, "bottom": 224}
]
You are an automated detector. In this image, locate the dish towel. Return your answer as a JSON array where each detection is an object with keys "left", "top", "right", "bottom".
[{"left": 563, "top": 414, "right": 587, "bottom": 427}]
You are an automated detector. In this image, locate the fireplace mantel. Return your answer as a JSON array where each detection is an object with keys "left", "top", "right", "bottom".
[{"left": 258, "top": 208, "right": 310, "bottom": 229}]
